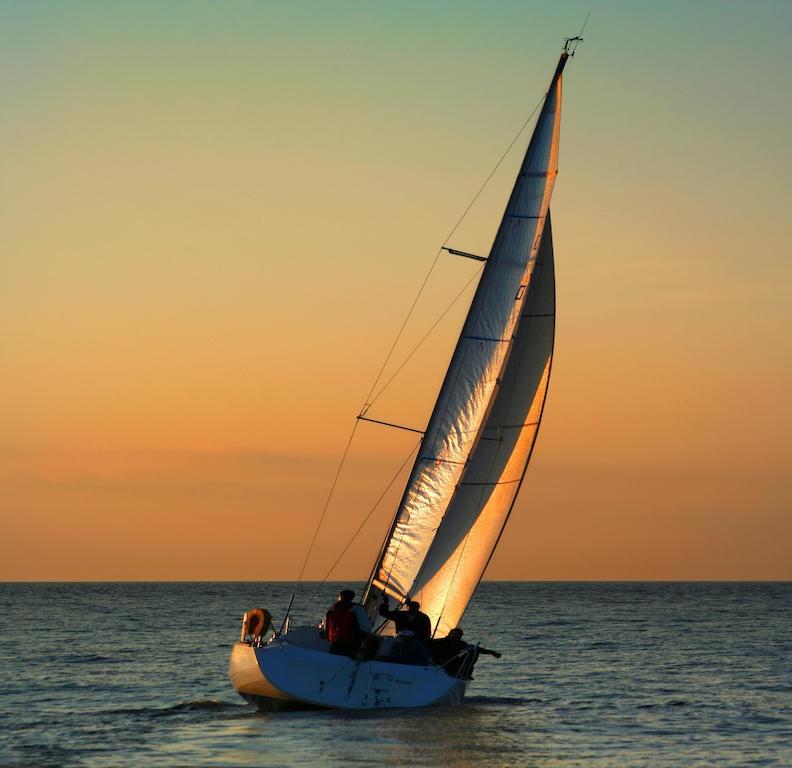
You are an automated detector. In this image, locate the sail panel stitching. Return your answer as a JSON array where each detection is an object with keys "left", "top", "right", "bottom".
[
  {"left": 483, "top": 420, "right": 540, "bottom": 431},
  {"left": 459, "top": 479, "right": 521, "bottom": 487},
  {"left": 420, "top": 456, "right": 466, "bottom": 465},
  {"left": 464, "top": 335, "right": 509, "bottom": 343}
]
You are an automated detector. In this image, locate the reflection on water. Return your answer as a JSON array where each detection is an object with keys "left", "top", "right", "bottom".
[{"left": 1, "top": 582, "right": 790, "bottom": 767}]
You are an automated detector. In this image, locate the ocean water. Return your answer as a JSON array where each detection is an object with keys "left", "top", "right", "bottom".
[{"left": 0, "top": 582, "right": 790, "bottom": 767}]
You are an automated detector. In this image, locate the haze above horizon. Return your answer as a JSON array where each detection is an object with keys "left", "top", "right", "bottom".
[{"left": 2, "top": 0, "right": 790, "bottom": 581}]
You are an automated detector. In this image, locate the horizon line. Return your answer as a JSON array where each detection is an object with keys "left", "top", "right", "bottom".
[{"left": 2, "top": 578, "right": 790, "bottom": 585}]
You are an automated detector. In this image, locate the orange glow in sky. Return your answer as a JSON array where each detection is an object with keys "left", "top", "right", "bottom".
[{"left": 2, "top": 2, "right": 790, "bottom": 581}]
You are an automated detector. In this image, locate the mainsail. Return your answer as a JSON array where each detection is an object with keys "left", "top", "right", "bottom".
[{"left": 363, "top": 52, "right": 567, "bottom": 631}]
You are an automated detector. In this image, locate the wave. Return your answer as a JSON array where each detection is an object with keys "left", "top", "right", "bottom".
[
  {"left": 99, "top": 699, "right": 247, "bottom": 721},
  {"left": 163, "top": 699, "right": 242, "bottom": 714},
  {"left": 58, "top": 653, "right": 115, "bottom": 663},
  {"left": 464, "top": 695, "right": 543, "bottom": 706},
  {"left": 638, "top": 699, "right": 690, "bottom": 709}
]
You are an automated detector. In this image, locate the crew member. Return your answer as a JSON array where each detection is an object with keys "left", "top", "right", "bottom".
[
  {"left": 325, "top": 589, "right": 370, "bottom": 657},
  {"left": 378, "top": 597, "right": 432, "bottom": 642},
  {"left": 431, "top": 627, "right": 501, "bottom": 678}
]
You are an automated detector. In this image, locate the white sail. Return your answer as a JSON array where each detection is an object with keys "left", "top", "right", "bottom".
[
  {"left": 410, "top": 214, "right": 555, "bottom": 636},
  {"left": 364, "top": 54, "right": 567, "bottom": 622}
]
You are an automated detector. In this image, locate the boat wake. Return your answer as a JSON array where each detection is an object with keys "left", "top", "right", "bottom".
[{"left": 105, "top": 699, "right": 247, "bottom": 721}]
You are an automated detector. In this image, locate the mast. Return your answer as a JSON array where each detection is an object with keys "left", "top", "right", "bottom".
[{"left": 363, "top": 49, "right": 569, "bottom": 629}]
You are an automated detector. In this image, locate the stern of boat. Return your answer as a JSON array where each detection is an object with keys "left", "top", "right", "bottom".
[
  {"left": 228, "top": 641, "right": 308, "bottom": 710},
  {"left": 229, "top": 628, "right": 467, "bottom": 711}
]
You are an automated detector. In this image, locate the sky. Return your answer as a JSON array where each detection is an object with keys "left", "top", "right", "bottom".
[{"left": 1, "top": 0, "right": 790, "bottom": 581}]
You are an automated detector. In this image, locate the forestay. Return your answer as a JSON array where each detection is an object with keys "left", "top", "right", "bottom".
[{"left": 364, "top": 53, "right": 567, "bottom": 629}]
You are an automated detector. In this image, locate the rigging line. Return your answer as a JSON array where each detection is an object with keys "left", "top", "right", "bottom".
[
  {"left": 360, "top": 248, "right": 442, "bottom": 414},
  {"left": 296, "top": 418, "right": 360, "bottom": 582},
  {"left": 380, "top": 518, "right": 409, "bottom": 599},
  {"left": 440, "top": 92, "right": 546, "bottom": 248},
  {"left": 320, "top": 440, "right": 421, "bottom": 584},
  {"left": 366, "top": 264, "right": 485, "bottom": 410},
  {"left": 357, "top": 415, "right": 424, "bottom": 435},
  {"left": 579, "top": 10, "right": 591, "bottom": 37},
  {"left": 307, "top": 91, "right": 548, "bottom": 587},
  {"left": 360, "top": 91, "right": 546, "bottom": 414}
]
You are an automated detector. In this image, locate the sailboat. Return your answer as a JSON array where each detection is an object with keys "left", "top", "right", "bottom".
[{"left": 230, "top": 39, "right": 577, "bottom": 710}]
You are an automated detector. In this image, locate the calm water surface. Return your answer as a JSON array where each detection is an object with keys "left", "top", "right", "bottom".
[{"left": 1, "top": 582, "right": 790, "bottom": 767}]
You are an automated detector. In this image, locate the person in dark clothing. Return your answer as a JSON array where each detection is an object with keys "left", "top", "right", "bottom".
[
  {"left": 431, "top": 627, "right": 501, "bottom": 678},
  {"left": 325, "top": 589, "right": 370, "bottom": 657},
  {"left": 378, "top": 597, "right": 432, "bottom": 642},
  {"left": 378, "top": 633, "right": 433, "bottom": 666}
]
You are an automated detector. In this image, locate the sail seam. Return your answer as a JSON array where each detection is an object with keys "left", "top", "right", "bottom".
[
  {"left": 464, "top": 335, "right": 509, "bottom": 343},
  {"left": 484, "top": 420, "right": 540, "bottom": 430},
  {"left": 420, "top": 456, "right": 466, "bottom": 465},
  {"left": 459, "top": 479, "right": 520, "bottom": 487}
]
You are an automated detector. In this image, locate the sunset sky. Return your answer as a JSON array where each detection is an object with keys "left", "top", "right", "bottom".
[{"left": 2, "top": 1, "right": 790, "bottom": 581}]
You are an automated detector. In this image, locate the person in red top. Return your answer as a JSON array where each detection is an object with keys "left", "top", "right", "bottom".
[{"left": 325, "top": 589, "right": 370, "bottom": 657}]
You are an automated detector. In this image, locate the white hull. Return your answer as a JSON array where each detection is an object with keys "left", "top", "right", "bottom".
[{"left": 229, "top": 631, "right": 466, "bottom": 710}]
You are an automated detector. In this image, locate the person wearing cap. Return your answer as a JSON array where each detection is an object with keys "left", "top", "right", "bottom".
[
  {"left": 378, "top": 596, "right": 432, "bottom": 642},
  {"left": 325, "top": 589, "right": 370, "bottom": 657}
]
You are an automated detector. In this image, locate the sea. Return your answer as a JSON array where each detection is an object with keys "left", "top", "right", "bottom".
[{"left": 1, "top": 582, "right": 790, "bottom": 767}]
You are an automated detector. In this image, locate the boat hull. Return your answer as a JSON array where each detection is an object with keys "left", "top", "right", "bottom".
[
  {"left": 229, "top": 642, "right": 309, "bottom": 710},
  {"left": 229, "top": 639, "right": 466, "bottom": 711}
]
